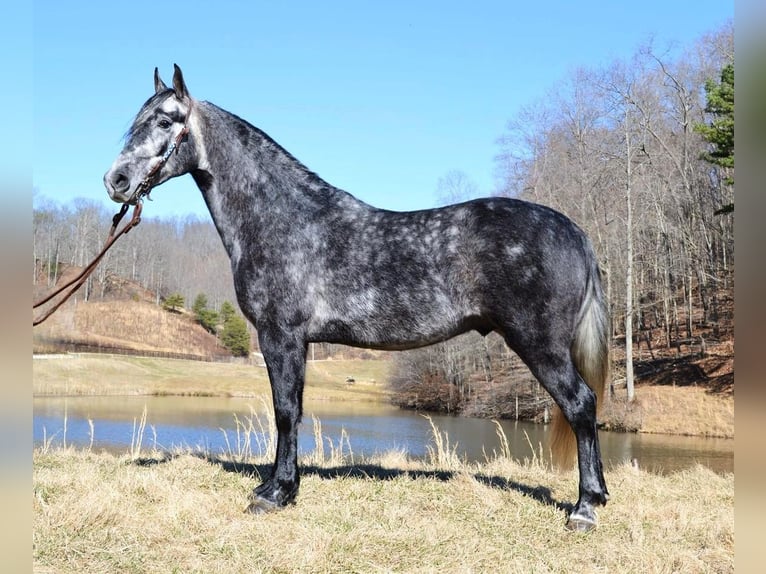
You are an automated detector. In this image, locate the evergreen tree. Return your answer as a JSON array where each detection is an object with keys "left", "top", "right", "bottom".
[
  {"left": 162, "top": 292, "right": 185, "bottom": 313},
  {"left": 221, "top": 313, "right": 251, "bottom": 356},
  {"left": 192, "top": 293, "right": 209, "bottom": 316},
  {"left": 695, "top": 63, "right": 734, "bottom": 213},
  {"left": 192, "top": 292, "right": 218, "bottom": 334},
  {"left": 219, "top": 300, "right": 237, "bottom": 323}
]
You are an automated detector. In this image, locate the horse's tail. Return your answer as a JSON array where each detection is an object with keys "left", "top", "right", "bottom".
[{"left": 550, "top": 254, "right": 610, "bottom": 468}]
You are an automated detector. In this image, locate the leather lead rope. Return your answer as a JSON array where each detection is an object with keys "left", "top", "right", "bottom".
[{"left": 33, "top": 202, "right": 143, "bottom": 326}]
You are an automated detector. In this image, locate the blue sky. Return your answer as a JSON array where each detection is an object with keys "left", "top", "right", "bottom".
[{"left": 33, "top": 1, "right": 732, "bottom": 219}]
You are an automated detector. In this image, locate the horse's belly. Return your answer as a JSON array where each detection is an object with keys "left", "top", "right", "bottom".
[
  {"left": 306, "top": 290, "right": 480, "bottom": 350},
  {"left": 307, "top": 318, "right": 465, "bottom": 350}
]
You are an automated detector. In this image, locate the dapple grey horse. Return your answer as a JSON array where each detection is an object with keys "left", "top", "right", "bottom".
[{"left": 105, "top": 65, "right": 610, "bottom": 531}]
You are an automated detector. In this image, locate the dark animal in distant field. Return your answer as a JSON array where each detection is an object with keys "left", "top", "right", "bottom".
[{"left": 105, "top": 65, "right": 610, "bottom": 531}]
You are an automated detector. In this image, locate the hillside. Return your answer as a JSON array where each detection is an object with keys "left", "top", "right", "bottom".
[
  {"left": 33, "top": 264, "right": 232, "bottom": 360},
  {"left": 625, "top": 288, "right": 734, "bottom": 393},
  {"left": 33, "top": 298, "right": 232, "bottom": 360}
]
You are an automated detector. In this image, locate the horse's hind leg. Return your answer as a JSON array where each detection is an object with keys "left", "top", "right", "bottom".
[
  {"left": 508, "top": 338, "right": 608, "bottom": 531},
  {"left": 558, "top": 378, "right": 609, "bottom": 532},
  {"left": 245, "top": 325, "right": 307, "bottom": 514}
]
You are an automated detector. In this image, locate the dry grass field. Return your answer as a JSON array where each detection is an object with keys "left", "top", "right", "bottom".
[
  {"left": 33, "top": 438, "right": 733, "bottom": 573},
  {"left": 631, "top": 385, "right": 734, "bottom": 438},
  {"left": 600, "top": 385, "right": 734, "bottom": 439}
]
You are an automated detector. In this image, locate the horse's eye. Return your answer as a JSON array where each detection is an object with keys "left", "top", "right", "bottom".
[{"left": 158, "top": 119, "right": 172, "bottom": 129}]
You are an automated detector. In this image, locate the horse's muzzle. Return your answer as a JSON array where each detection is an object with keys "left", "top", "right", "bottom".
[{"left": 104, "top": 168, "right": 135, "bottom": 204}]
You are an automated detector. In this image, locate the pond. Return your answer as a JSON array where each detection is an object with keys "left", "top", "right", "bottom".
[{"left": 33, "top": 395, "right": 733, "bottom": 475}]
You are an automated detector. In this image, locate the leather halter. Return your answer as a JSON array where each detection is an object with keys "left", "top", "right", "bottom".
[{"left": 129, "top": 99, "right": 193, "bottom": 204}]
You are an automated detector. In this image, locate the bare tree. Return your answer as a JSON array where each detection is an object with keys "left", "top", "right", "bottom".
[
  {"left": 435, "top": 170, "right": 479, "bottom": 206},
  {"left": 490, "top": 23, "right": 733, "bottom": 407}
]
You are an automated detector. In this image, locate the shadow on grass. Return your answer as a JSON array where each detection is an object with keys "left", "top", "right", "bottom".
[{"left": 131, "top": 452, "right": 572, "bottom": 514}]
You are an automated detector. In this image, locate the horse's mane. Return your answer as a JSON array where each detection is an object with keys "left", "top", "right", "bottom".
[{"left": 204, "top": 101, "right": 334, "bottom": 193}]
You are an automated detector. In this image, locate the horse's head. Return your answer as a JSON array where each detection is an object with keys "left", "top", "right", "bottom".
[{"left": 104, "top": 64, "right": 197, "bottom": 204}]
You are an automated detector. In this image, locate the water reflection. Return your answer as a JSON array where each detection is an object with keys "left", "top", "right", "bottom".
[{"left": 33, "top": 396, "right": 733, "bottom": 475}]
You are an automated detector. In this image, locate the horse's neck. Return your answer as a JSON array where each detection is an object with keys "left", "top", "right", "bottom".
[{"left": 192, "top": 102, "right": 368, "bottom": 256}]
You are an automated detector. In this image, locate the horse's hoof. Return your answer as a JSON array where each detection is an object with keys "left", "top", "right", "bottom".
[
  {"left": 566, "top": 515, "right": 597, "bottom": 532},
  {"left": 244, "top": 497, "right": 280, "bottom": 515}
]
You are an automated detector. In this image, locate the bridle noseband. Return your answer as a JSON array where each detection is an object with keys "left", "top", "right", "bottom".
[{"left": 129, "top": 99, "right": 194, "bottom": 204}]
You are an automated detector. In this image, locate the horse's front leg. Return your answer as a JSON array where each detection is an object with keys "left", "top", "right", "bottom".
[{"left": 246, "top": 325, "right": 307, "bottom": 514}]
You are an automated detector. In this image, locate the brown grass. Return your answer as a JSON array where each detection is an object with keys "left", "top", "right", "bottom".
[
  {"left": 634, "top": 385, "right": 734, "bottom": 438},
  {"left": 33, "top": 300, "right": 227, "bottom": 358},
  {"left": 33, "top": 434, "right": 733, "bottom": 573},
  {"left": 600, "top": 385, "right": 734, "bottom": 439},
  {"left": 33, "top": 354, "right": 391, "bottom": 404}
]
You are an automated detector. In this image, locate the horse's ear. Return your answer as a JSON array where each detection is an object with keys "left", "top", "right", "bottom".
[
  {"left": 172, "top": 64, "right": 189, "bottom": 101},
  {"left": 154, "top": 67, "right": 168, "bottom": 94}
]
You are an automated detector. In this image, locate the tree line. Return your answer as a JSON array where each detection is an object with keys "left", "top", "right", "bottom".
[
  {"left": 33, "top": 22, "right": 732, "bottom": 417},
  {"left": 33, "top": 200, "right": 237, "bottom": 308},
  {"left": 391, "top": 22, "right": 733, "bottom": 414}
]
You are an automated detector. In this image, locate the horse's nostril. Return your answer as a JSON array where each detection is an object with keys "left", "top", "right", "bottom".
[{"left": 110, "top": 171, "right": 130, "bottom": 193}]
